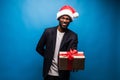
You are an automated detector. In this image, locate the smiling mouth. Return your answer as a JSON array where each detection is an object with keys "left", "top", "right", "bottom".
[
  {"left": 62, "top": 22, "right": 67, "bottom": 26},
  {"left": 62, "top": 23, "right": 67, "bottom": 26}
]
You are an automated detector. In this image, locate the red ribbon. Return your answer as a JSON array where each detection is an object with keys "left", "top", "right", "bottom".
[
  {"left": 67, "top": 49, "right": 78, "bottom": 61},
  {"left": 59, "top": 49, "right": 78, "bottom": 70}
]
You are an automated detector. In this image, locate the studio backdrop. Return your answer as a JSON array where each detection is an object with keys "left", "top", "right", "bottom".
[{"left": 0, "top": 0, "right": 120, "bottom": 80}]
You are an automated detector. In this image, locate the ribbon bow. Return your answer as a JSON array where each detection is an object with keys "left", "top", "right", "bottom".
[
  {"left": 67, "top": 49, "right": 78, "bottom": 61},
  {"left": 59, "top": 49, "right": 78, "bottom": 70}
]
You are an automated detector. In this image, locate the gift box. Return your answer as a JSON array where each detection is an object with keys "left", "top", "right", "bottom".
[{"left": 58, "top": 49, "right": 85, "bottom": 70}]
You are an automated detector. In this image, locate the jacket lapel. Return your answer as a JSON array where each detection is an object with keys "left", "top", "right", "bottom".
[
  {"left": 60, "top": 29, "right": 69, "bottom": 50},
  {"left": 52, "top": 27, "right": 57, "bottom": 52},
  {"left": 52, "top": 27, "right": 69, "bottom": 51}
]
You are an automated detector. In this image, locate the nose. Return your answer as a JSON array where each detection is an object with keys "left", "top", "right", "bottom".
[{"left": 63, "top": 19, "right": 67, "bottom": 22}]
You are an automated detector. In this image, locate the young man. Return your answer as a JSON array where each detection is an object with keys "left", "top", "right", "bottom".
[{"left": 36, "top": 5, "right": 79, "bottom": 80}]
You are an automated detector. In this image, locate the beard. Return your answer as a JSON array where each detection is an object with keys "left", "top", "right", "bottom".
[{"left": 59, "top": 22, "right": 69, "bottom": 31}]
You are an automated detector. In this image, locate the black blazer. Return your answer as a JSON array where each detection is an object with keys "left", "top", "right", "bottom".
[{"left": 36, "top": 26, "right": 78, "bottom": 78}]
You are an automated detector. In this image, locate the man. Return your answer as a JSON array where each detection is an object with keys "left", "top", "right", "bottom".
[{"left": 36, "top": 5, "right": 79, "bottom": 80}]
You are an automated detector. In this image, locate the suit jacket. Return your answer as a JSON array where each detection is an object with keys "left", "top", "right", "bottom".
[{"left": 36, "top": 26, "right": 78, "bottom": 79}]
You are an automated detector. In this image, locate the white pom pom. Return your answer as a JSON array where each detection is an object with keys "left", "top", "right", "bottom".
[{"left": 73, "top": 12, "right": 79, "bottom": 18}]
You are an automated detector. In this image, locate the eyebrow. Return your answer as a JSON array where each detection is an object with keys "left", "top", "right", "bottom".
[{"left": 62, "top": 16, "right": 70, "bottom": 19}]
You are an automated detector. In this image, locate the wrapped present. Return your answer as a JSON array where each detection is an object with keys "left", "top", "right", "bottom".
[{"left": 58, "top": 49, "right": 85, "bottom": 70}]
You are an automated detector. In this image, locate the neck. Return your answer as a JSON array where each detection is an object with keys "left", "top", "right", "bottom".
[{"left": 57, "top": 25, "right": 67, "bottom": 32}]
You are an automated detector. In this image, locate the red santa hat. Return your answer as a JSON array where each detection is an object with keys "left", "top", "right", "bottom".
[{"left": 57, "top": 5, "right": 79, "bottom": 21}]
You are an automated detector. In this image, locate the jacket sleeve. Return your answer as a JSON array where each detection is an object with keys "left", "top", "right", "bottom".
[
  {"left": 67, "top": 34, "right": 78, "bottom": 50},
  {"left": 36, "top": 29, "right": 47, "bottom": 57}
]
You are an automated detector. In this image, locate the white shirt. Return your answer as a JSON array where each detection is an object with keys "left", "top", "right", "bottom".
[{"left": 48, "top": 29, "right": 65, "bottom": 76}]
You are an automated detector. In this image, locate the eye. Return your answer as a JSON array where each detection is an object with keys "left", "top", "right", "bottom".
[
  {"left": 60, "top": 16, "right": 71, "bottom": 22},
  {"left": 66, "top": 18, "right": 70, "bottom": 20},
  {"left": 61, "top": 17, "right": 65, "bottom": 19}
]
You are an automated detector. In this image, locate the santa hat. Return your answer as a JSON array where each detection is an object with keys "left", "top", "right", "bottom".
[{"left": 57, "top": 5, "right": 79, "bottom": 21}]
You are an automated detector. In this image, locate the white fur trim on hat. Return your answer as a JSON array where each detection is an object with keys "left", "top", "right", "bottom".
[
  {"left": 73, "top": 12, "right": 79, "bottom": 18},
  {"left": 57, "top": 5, "right": 79, "bottom": 21},
  {"left": 57, "top": 9, "right": 74, "bottom": 20}
]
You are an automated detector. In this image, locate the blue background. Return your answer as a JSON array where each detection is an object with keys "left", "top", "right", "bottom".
[{"left": 0, "top": 0, "right": 120, "bottom": 80}]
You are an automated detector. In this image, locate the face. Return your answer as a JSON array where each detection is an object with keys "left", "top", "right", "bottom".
[{"left": 59, "top": 15, "right": 71, "bottom": 30}]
